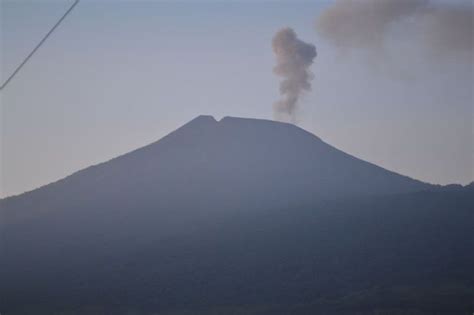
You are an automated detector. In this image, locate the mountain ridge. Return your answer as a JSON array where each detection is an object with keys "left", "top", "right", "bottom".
[
  {"left": 1, "top": 115, "right": 432, "bottom": 203},
  {"left": 1, "top": 115, "right": 437, "bottom": 225}
]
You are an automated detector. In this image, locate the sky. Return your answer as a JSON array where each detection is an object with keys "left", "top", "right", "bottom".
[{"left": 0, "top": 0, "right": 473, "bottom": 197}]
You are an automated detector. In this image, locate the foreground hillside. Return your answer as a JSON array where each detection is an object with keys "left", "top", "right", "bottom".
[{"left": 2, "top": 186, "right": 473, "bottom": 314}]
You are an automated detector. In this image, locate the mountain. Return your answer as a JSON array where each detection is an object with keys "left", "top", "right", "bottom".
[
  {"left": 1, "top": 116, "right": 472, "bottom": 315},
  {"left": 2, "top": 116, "right": 430, "bottom": 222}
]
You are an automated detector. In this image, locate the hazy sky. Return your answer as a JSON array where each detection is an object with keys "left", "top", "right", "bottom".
[{"left": 1, "top": 0, "right": 473, "bottom": 197}]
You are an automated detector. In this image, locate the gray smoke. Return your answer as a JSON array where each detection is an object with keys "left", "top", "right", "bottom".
[
  {"left": 316, "top": 0, "right": 473, "bottom": 57},
  {"left": 272, "top": 28, "right": 317, "bottom": 122},
  {"left": 420, "top": 5, "right": 473, "bottom": 56}
]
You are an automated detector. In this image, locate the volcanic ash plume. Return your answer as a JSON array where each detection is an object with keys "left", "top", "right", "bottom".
[
  {"left": 316, "top": 0, "right": 473, "bottom": 57},
  {"left": 316, "top": 0, "right": 426, "bottom": 50},
  {"left": 272, "top": 28, "right": 317, "bottom": 122}
]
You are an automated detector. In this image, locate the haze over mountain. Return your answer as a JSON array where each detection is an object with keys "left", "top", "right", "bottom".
[{"left": 1, "top": 116, "right": 472, "bottom": 314}]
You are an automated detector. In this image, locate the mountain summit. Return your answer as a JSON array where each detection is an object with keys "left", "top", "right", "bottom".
[{"left": 3, "top": 115, "right": 429, "bottom": 222}]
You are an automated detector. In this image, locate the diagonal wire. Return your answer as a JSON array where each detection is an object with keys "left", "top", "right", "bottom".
[{"left": 0, "top": 0, "right": 80, "bottom": 91}]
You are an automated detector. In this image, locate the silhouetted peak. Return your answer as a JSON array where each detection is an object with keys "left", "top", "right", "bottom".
[
  {"left": 185, "top": 115, "right": 217, "bottom": 126},
  {"left": 2, "top": 114, "right": 432, "bottom": 205}
]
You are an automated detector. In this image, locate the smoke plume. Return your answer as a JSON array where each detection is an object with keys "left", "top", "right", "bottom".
[
  {"left": 316, "top": 0, "right": 473, "bottom": 58},
  {"left": 272, "top": 28, "right": 317, "bottom": 122}
]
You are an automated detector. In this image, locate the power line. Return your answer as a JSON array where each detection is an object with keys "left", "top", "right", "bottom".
[{"left": 0, "top": 0, "right": 80, "bottom": 91}]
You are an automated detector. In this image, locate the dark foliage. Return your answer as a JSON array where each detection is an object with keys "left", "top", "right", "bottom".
[{"left": 1, "top": 188, "right": 473, "bottom": 314}]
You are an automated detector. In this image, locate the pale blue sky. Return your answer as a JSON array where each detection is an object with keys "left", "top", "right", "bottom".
[{"left": 1, "top": 0, "right": 473, "bottom": 197}]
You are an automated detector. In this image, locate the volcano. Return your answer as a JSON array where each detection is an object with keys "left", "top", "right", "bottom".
[
  {"left": 1, "top": 116, "right": 472, "bottom": 315},
  {"left": 3, "top": 115, "right": 430, "bottom": 222}
]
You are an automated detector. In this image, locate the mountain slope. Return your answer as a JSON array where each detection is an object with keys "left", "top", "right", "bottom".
[{"left": 2, "top": 115, "right": 431, "bottom": 223}]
